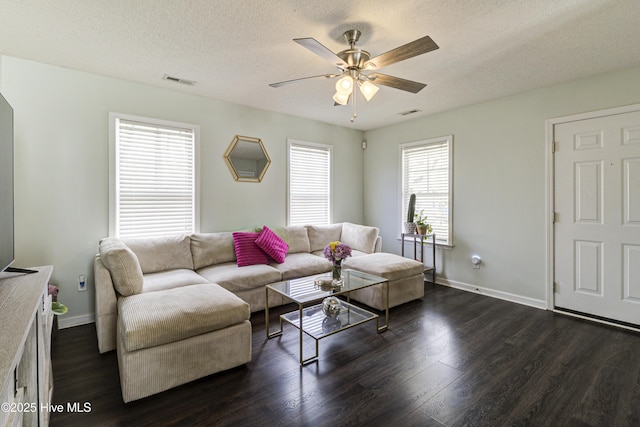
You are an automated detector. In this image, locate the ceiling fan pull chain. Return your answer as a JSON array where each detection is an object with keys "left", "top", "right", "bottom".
[{"left": 351, "top": 89, "right": 357, "bottom": 122}]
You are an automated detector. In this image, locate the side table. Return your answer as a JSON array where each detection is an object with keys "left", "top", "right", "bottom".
[{"left": 401, "top": 233, "right": 436, "bottom": 283}]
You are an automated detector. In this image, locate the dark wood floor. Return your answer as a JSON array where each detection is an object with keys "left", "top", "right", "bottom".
[{"left": 49, "top": 283, "right": 640, "bottom": 427}]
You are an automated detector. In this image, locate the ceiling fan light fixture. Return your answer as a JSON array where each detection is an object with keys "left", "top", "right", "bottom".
[
  {"left": 332, "top": 91, "right": 350, "bottom": 105},
  {"left": 335, "top": 75, "right": 354, "bottom": 95},
  {"left": 358, "top": 80, "right": 379, "bottom": 101},
  {"left": 271, "top": 30, "right": 438, "bottom": 122}
]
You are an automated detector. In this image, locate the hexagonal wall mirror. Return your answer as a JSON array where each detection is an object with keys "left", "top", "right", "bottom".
[{"left": 223, "top": 135, "right": 271, "bottom": 182}]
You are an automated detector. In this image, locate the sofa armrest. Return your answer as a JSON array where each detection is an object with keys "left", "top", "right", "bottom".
[
  {"left": 94, "top": 255, "right": 118, "bottom": 353},
  {"left": 374, "top": 235, "right": 382, "bottom": 252}
]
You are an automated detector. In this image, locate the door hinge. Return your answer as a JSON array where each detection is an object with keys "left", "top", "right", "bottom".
[
  {"left": 552, "top": 212, "right": 558, "bottom": 223},
  {"left": 552, "top": 141, "right": 558, "bottom": 153},
  {"left": 553, "top": 282, "right": 557, "bottom": 292}
]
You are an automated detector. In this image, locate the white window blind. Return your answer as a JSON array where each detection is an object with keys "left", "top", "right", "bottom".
[
  {"left": 111, "top": 115, "right": 198, "bottom": 238},
  {"left": 401, "top": 136, "right": 452, "bottom": 244},
  {"left": 288, "top": 140, "right": 331, "bottom": 226}
]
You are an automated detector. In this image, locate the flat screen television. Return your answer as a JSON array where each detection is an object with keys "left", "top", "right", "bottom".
[
  {"left": 0, "top": 92, "right": 15, "bottom": 274},
  {"left": 0, "top": 93, "right": 36, "bottom": 277}
]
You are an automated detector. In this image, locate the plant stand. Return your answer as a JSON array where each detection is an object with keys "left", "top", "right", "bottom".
[{"left": 401, "top": 233, "right": 436, "bottom": 283}]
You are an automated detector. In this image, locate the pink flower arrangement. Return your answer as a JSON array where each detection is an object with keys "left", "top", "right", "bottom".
[
  {"left": 323, "top": 241, "right": 352, "bottom": 265},
  {"left": 48, "top": 284, "right": 59, "bottom": 297}
]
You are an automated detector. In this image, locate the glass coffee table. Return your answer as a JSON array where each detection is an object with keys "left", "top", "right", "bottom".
[{"left": 265, "top": 269, "right": 389, "bottom": 365}]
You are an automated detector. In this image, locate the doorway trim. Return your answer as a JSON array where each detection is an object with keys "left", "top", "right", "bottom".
[{"left": 545, "top": 103, "right": 640, "bottom": 326}]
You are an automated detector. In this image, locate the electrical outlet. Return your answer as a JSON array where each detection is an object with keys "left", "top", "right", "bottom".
[{"left": 78, "top": 274, "right": 87, "bottom": 291}]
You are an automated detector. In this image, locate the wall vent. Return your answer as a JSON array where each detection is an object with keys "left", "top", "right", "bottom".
[
  {"left": 162, "top": 75, "right": 196, "bottom": 86},
  {"left": 398, "top": 109, "right": 422, "bottom": 116}
]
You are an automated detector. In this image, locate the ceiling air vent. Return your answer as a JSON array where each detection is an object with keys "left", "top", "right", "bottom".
[
  {"left": 398, "top": 109, "right": 422, "bottom": 116},
  {"left": 162, "top": 75, "right": 196, "bottom": 86}
]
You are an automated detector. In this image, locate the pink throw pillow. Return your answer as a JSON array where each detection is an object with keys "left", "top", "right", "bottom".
[
  {"left": 255, "top": 226, "right": 289, "bottom": 263},
  {"left": 232, "top": 232, "right": 270, "bottom": 267}
]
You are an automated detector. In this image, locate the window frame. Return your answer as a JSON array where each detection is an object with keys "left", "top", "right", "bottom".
[
  {"left": 287, "top": 138, "right": 333, "bottom": 226},
  {"left": 108, "top": 112, "right": 200, "bottom": 238},
  {"left": 399, "top": 135, "right": 453, "bottom": 246}
]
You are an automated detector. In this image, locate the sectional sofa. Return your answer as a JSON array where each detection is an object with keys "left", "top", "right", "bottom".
[{"left": 95, "top": 222, "right": 424, "bottom": 401}]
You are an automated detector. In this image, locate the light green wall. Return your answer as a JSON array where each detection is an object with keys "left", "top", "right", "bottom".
[
  {"left": 363, "top": 65, "right": 640, "bottom": 304},
  {"left": 0, "top": 56, "right": 364, "bottom": 324}
]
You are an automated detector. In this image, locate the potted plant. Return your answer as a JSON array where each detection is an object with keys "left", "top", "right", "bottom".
[
  {"left": 48, "top": 285, "right": 68, "bottom": 335},
  {"left": 414, "top": 209, "right": 433, "bottom": 235},
  {"left": 404, "top": 194, "right": 417, "bottom": 234}
]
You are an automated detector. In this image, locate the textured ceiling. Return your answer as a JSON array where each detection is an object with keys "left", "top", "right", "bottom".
[{"left": 1, "top": 0, "right": 639, "bottom": 131}]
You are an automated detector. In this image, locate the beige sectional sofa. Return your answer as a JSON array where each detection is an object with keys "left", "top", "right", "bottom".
[{"left": 95, "top": 222, "right": 424, "bottom": 402}]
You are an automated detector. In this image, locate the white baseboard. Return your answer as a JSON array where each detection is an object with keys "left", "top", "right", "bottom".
[
  {"left": 58, "top": 313, "right": 95, "bottom": 329},
  {"left": 435, "top": 277, "right": 547, "bottom": 310}
]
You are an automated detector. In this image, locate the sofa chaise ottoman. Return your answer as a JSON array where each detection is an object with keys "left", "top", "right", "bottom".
[
  {"left": 344, "top": 252, "right": 425, "bottom": 310},
  {"left": 117, "top": 283, "right": 251, "bottom": 403}
]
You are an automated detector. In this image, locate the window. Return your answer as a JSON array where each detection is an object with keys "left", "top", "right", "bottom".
[
  {"left": 109, "top": 113, "right": 199, "bottom": 238},
  {"left": 400, "top": 135, "right": 452, "bottom": 245},
  {"left": 288, "top": 139, "right": 331, "bottom": 226}
]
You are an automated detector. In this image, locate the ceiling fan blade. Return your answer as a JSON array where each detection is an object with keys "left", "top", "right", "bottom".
[
  {"left": 368, "top": 73, "right": 427, "bottom": 93},
  {"left": 269, "top": 74, "right": 339, "bottom": 88},
  {"left": 294, "top": 37, "right": 348, "bottom": 69},
  {"left": 365, "top": 36, "right": 439, "bottom": 69}
]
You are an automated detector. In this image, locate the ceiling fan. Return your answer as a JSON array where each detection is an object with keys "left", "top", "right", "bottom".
[{"left": 269, "top": 29, "right": 439, "bottom": 121}]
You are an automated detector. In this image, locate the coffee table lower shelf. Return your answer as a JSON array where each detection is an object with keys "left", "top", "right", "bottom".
[{"left": 271, "top": 301, "right": 380, "bottom": 365}]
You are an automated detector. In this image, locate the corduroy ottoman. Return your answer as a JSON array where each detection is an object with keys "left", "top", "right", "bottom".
[
  {"left": 344, "top": 252, "right": 425, "bottom": 310},
  {"left": 116, "top": 283, "right": 251, "bottom": 402}
]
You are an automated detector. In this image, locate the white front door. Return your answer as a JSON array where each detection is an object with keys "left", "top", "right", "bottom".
[{"left": 554, "top": 108, "right": 640, "bottom": 325}]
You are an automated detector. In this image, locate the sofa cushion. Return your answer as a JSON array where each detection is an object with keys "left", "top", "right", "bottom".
[
  {"left": 99, "top": 237, "right": 144, "bottom": 296},
  {"left": 270, "top": 226, "right": 310, "bottom": 254},
  {"left": 306, "top": 224, "right": 343, "bottom": 252},
  {"left": 124, "top": 235, "right": 193, "bottom": 274},
  {"left": 255, "top": 225, "right": 289, "bottom": 263},
  {"left": 197, "top": 262, "right": 282, "bottom": 293},
  {"left": 270, "top": 252, "right": 331, "bottom": 280},
  {"left": 190, "top": 232, "right": 236, "bottom": 269},
  {"left": 142, "top": 269, "right": 209, "bottom": 293},
  {"left": 341, "top": 222, "right": 379, "bottom": 254},
  {"left": 343, "top": 252, "right": 424, "bottom": 281},
  {"left": 232, "top": 231, "right": 270, "bottom": 267},
  {"left": 118, "top": 283, "right": 250, "bottom": 352}
]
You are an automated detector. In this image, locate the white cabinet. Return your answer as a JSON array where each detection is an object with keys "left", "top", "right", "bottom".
[{"left": 0, "top": 266, "right": 54, "bottom": 427}]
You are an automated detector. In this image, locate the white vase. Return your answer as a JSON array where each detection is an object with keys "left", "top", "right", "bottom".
[{"left": 404, "top": 222, "right": 417, "bottom": 234}]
